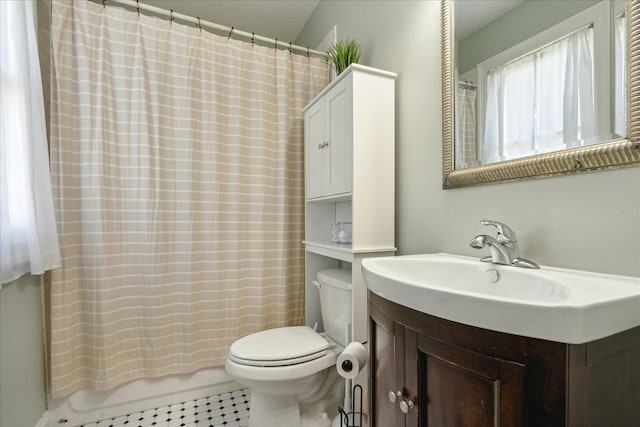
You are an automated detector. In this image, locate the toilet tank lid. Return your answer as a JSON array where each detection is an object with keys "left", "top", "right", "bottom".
[{"left": 317, "top": 268, "right": 352, "bottom": 291}]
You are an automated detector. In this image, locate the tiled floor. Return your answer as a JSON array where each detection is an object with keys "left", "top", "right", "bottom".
[{"left": 79, "top": 388, "right": 251, "bottom": 427}]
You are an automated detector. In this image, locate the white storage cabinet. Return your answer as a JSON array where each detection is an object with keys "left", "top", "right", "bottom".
[{"left": 302, "top": 64, "right": 397, "bottom": 402}]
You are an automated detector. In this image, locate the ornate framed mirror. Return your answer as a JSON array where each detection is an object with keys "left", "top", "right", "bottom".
[{"left": 442, "top": 0, "right": 639, "bottom": 188}]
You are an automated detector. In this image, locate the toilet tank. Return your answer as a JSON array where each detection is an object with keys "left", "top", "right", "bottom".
[{"left": 316, "top": 268, "right": 352, "bottom": 347}]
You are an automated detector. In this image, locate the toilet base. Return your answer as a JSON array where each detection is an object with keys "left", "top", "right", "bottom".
[{"left": 249, "top": 390, "right": 301, "bottom": 427}]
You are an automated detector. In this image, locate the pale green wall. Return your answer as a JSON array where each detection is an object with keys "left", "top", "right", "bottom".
[
  {"left": 297, "top": 0, "right": 640, "bottom": 277},
  {"left": 0, "top": 275, "right": 47, "bottom": 427}
]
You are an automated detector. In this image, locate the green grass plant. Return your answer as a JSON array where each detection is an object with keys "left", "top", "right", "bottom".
[{"left": 327, "top": 39, "right": 362, "bottom": 75}]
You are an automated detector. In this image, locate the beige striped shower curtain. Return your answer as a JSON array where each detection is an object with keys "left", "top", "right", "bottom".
[{"left": 48, "top": 0, "right": 328, "bottom": 398}]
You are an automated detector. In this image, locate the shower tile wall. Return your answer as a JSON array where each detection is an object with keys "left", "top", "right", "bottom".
[{"left": 79, "top": 388, "right": 250, "bottom": 427}]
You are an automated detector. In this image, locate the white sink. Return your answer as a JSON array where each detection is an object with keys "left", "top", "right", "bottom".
[{"left": 362, "top": 253, "right": 640, "bottom": 344}]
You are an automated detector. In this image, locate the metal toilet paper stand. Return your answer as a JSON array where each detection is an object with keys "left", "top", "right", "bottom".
[{"left": 337, "top": 383, "right": 364, "bottom": 427}]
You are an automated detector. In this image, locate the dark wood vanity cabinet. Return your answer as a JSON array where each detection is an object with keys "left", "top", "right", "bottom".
[{"left": 369, "top": 291, "right": 640, "bottom": 427}]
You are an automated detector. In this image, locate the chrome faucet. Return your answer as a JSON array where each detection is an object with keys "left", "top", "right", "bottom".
[{"left": 470, "top": 220, "right": 539, "bottom": 269}]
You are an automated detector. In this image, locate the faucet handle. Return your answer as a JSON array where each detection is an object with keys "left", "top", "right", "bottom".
[{"left": 480, "top": 220, "right": 517, "bottom": 243}]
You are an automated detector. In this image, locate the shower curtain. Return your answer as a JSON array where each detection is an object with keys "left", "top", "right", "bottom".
[
  {"left": 455, "top": 84, "right": 477, "bottom": 169},
  {"left": 48, "top": 0, "right": 328, "bottom": 398}
]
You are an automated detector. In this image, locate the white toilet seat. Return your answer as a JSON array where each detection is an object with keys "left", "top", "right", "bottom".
[
  {"left": 225, "top": 348, "right": 339, "bottom": 382},
  {"left": 228, "top": 326, "right": 330, "bottom": 367},
  {"left": 225, "top": 328, "right": 342, "bottom": 383}
]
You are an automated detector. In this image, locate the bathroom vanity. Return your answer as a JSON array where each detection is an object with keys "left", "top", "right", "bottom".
[
  {"left": 362, "top": 253, "right": 640, "bottom": 426},
  {"left": 369, "top": 289, "right": 640, "bottom": 426}
]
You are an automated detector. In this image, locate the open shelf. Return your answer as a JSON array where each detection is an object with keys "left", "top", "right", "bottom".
[{"left": 303, "top": 240, "right": 397, "bottom": 263}]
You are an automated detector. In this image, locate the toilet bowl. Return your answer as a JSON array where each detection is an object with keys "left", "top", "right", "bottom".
[
  {"left": 225, "top": 268, "right": 352, "bottom": 427},
  {"left": 225, "top": 326, "right": 342, "bottom": 426}
]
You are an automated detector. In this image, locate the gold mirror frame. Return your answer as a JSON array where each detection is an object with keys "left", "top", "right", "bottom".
[{"left": 442, "top": 0, "right": 640, "bottom": 188}]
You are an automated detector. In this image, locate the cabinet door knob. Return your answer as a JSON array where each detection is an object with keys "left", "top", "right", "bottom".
[
  {"left": 318, "top": 141, "right": 329, "bottom": 149},
  {"left": 388, "top": 390, "right": 402, "bottom": 403},
  {"left": 400, "top": 399, "right": 416, "bottom": 414}
]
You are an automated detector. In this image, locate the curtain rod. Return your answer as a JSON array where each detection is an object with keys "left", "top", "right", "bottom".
[
  {"left": 103, "top": 0, "right": 328, "bottom": 59},
  {"left": 458, "top": 80, "right": 476, "bottom": 90},
  {"left": 487, "top": 22, "right": 595, "bottom": 76}
]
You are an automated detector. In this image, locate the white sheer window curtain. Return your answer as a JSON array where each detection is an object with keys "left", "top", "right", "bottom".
[
  {"left": 0, "top": 0, "right": 60, "bottom": 286},
  {"left": 483, "top": 26, "right": 595, "bottom": 164}
]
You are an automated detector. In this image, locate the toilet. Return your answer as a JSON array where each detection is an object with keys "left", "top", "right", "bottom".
[{"left": 225, "top": 268, "right": 352, "bottom": 427}]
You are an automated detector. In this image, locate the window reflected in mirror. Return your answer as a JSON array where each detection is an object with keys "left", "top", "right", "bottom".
[{"left": 454, "top": 0, "right": 627, "bottom": 169}]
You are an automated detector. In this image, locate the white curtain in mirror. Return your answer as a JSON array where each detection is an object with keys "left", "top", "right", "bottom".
[
  {"left": 483, "top": 26, "right": 595, "bottom": 164},
  {"left": 0, "top": 0, "right": 61, "bottom": 286},
  {"left": 614, "top": 12, "right": 627, "bottom": 138}
]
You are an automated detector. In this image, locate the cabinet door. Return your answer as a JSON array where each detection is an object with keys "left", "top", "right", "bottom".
[
  {"left": 324, "top": 80, "right": 352, "bottom": 196},
  {"left": 305, "top": 100, "right": 326, "bottom": 199},
  {"left": 417, "top": 334, "right": 525, "bottom": 427},
  {"left": 369, "top": 306, "right": 405, "bottom": 426}
]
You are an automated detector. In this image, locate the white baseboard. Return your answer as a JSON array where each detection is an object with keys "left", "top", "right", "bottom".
[{"left": 34, "top": 410, "right": 51, "bottom": 427}]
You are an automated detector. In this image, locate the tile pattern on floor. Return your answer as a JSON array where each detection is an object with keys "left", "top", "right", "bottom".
[{"left": 79, "top": 388, "right": 251, "bottom": 427}]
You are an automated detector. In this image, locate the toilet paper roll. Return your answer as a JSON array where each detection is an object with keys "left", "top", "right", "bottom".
[{"left": 336, "top": 342, "right": 368, "bottom": 380}]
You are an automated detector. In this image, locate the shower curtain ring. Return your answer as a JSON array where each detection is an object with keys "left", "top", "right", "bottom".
[
  {"left": 228, "top": 27, "right": 234, "bottom": 39},
  {"left": 136, "top": 0, "right": 140, "bottom": 16},
  {"left": 307, "top": 46, "right": 310, "bottom": 58},
  {"left": 102, "top": 0, "right": 106, "bottom": 7},
  {"left": 197, "top": 17, "right": 201, "bottom": 30},
  {"left": 289, "top": 42, "right": 293, "bottom": 54},
  {"left": 251, "top": 32, "right": 255, "bottom": 46},
  {"left": 274, "top": 38, "right": 278, "bottom": 51},
  {"left": 170, "top": 9, "right": 174, "bottom": 24}
]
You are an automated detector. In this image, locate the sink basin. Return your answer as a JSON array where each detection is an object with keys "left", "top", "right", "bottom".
[{"left": 362, "top": 253, "right": 640, "bottom": 344}]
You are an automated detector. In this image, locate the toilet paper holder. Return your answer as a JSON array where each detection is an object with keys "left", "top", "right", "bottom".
[
  {"left": 337, "top": 384, "right": 364, "bottom": 427},
  {"left": 340, "top": 359, "right": 354, "bottom": 373},
  {"left": 337, "top": 341, "right": 367, "bottom": 380}
]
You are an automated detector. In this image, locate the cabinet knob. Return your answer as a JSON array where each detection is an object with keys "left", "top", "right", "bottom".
[
  {"left": 388, "top": 390, "right": 402, "bottom": 403},
  {"left": 317, "top": 141, "right": 329, "bottom": 149},
  {"left": 400, "top": 398, "right": 416, "bottom": 414}
]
